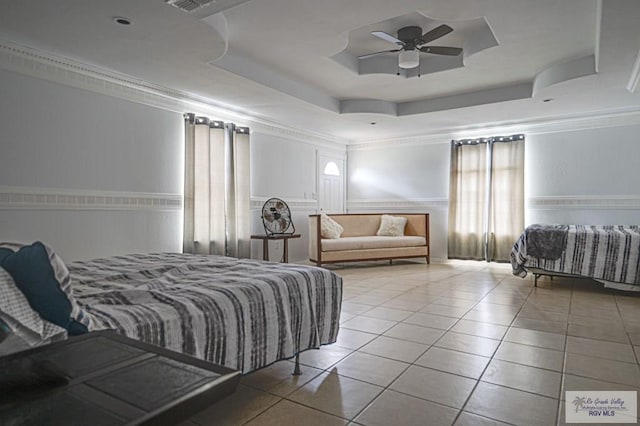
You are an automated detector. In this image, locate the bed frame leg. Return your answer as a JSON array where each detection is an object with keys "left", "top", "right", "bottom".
[
  {"left": 534, "top": 274, "right": 539, "bottom": 287},
  {"left": 292, "top": 353, "right": 302, "bottom": 376}
]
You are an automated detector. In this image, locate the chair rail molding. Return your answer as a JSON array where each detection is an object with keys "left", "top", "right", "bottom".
[
  {"left": 528, "top": 195, "right": 640, "bottom": 210},
  {"left": 347, "top": 198, "right": 448, "bottom": 212},
  {"left": 0, "top": 186, "right": 182, "bottom": 211},
  {"left": 251, "top": 197, "right": 317, "bottom": 211}
]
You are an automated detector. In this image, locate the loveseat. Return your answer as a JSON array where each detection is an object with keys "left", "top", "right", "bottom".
[{"left": 309, "top": 213, "right": 430, "bottom": 266}]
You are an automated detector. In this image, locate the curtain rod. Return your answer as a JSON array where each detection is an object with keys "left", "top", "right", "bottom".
[
  {"left": 184, "top": 112, "right": 249, "bottom": 132},
  {"left": 452, "top": 134, "right": 524, "bottom": 146}
]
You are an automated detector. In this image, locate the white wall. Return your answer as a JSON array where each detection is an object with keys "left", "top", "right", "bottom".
[
  {"left": 347, "top": 142, "right": 450, "bottom": 261},
  {"left": 250, "top": 132, "right": 346, "bottom": 262},
  {"left": 0, "top": 68, "right": 184, "bottom": 261},
  {"left": 6, "top": 59, "right": 638, "bottom": 265},
  {"left": 251, "top": 133, "right": 317, "bottom": 199},
  {"left": 347, "top": 123, "right": 640, "bottom": 260},
  {"left": 0, "top": 67, "right": 347, "bottom": 264},
  {"left": 526, "top": 125, "right": 640, "bottom": 225},
  {"left": 348, "top": 143, "right": 450, "bottom": 201}
]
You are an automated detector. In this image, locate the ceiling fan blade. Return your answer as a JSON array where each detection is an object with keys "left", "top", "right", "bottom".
[
  {"left": 419, "top": 46, "right": 463, "bottom": 56},
  {"left": 420, "top": 24, "right": 454, "bottom": 44},
  {"left": 358, "top": 49, "right": 402, "bottom": 60},
  {"left": 371, "top": 31, "right": 404, "bottom": 46}
]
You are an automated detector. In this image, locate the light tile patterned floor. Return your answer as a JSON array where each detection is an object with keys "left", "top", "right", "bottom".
[{"left": 187, "top": 260, "right": 640, "bottom": 426}]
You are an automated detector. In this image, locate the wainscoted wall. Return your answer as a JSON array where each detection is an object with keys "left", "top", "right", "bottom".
[
  {"left": 0, "top": 44, "right": 345, "bottom": 263},
  {"left": 348, "top": 142, "right": 451, "bottom": 261},
  {"left": 525, "top": 125, "right": 640, "bottom": 225},
  {"left": 0, "top": 68, "right": 184, "bottom": 261},
  {"left": 347, "top": 119, "right": 640, "bottom": 261},
  {"left": 250, "top": 131, "right": 347, "bottom": 263},
  {"left": 346, "top": 198, "right": 448, "bottom": 262},
  {"left": 250, "top": 197, "right": 318, "bottom": 263},
  {"left": 3, "top": 41, "right": 639, "bottom": 265},
  {"left": 0, "top": 188, "right": 182, "bottom": 262}
]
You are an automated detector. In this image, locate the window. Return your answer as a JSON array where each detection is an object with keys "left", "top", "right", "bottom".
[
  {"left": 448, "top": 135, "right": 524, "bottom": 261},
  {"left": 323, "top": 161, "right": 340, "bottom": 176}
]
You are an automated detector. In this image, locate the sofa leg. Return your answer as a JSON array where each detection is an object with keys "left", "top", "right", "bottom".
[{"left": 389, "top": 259, "right": 392, "bottom": 265}]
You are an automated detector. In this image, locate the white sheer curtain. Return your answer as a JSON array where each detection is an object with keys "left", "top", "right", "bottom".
[
  {"left": 225, "top": 125, "right": 251, "bottom": 258},
  {"left": 489, "top": 140, "right": 525, "bottom": 261},
  {"left": 448, "top": 135, "right": 524, "bottom": 262},
  {"left": 448, "top": 142, "right": 488, "bottom": 260},
  {"left": 183, "top": 114, "right": 251, "bottom": 258}
]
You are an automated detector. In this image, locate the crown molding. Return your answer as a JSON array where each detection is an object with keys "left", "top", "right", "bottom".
[
  {"left": 627, "top": 47, "right": 640, "bottom": 93},
  {"left": 348, "top": 107, "right": 640, "bottom": 151},
  {"left": 0, "top": 40, "right": 347, "bottom": 150},
  {"left": 250, "top": 125, "right": 347, "bottom": 152},
  {"left": 528, "top": 195, "right": 640, "bottom": 210},
  {"left": 348, "top": 133, "right": 452, "bottom": 151},
  {"left": 4, "top": 40, "right": 638, "bottom": 153},
  {"left": 0, "top": 186, "right": 182, "bottom": 211}
]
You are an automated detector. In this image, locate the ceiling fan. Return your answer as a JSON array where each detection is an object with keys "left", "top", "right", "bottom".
[{"left": 358, "top": 24, "right": 462, "bottom": 69}]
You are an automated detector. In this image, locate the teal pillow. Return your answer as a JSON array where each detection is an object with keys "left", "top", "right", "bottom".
[
  {"left": 0, "top": 243, "right": 88, "bottom": 335},
  {"left": 0, "top": 248, "right": 12, "bottom": 263}
]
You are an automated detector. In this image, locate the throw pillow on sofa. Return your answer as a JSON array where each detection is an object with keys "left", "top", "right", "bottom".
[
  {"left": 321, "top": 213, "right": 343, "bottom": 239},
  {"left": 376, "top": 214, "right": 407, "bottom": 236}
]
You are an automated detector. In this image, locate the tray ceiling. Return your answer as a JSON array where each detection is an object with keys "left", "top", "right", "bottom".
[{"left": 1, "top": 0, "right": 639, "bottom": 142}]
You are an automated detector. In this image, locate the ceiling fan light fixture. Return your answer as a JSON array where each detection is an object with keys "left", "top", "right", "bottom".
[{"left": 398, "top": 50, "right": 419, "bottom": 69}]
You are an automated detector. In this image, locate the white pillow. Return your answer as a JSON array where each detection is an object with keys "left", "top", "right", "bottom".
[
  {"left": 376, "top": 214, "right": 407, "bottom": 236},
  {"left": 0, "top": 266, "right": 67, "bottom": 353},
  {"left": 321, "top": 213, "right": 343, "bottom": 239},
  {"left": 0, "top": 266, "right": 45, "bottom": 337}
]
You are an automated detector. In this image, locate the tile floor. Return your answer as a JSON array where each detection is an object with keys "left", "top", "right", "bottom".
[{"left": 185, "top": 260, "right": 640, "bottom": 426}]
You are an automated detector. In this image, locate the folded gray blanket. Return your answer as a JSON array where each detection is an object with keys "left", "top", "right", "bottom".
[{"left": 525, "top": 224, "right": 569, "bottom": 260}]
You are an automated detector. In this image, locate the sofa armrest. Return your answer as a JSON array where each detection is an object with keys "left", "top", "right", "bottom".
[{"left": 308, "top": 215, "right": 320, "bottom": 262}]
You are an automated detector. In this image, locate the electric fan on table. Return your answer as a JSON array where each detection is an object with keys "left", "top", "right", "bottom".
[{"left": 261, "top": 198, "right": 295, "bottom": 236}]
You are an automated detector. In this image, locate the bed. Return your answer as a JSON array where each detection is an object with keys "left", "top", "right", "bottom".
[
  {"left": 511, "top": 224, "right": 640, "bottom": 292},
  {"left": 1, "top": 244, "right": 342, "bottom": 374}
]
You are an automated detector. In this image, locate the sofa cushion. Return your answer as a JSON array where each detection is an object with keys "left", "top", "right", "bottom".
[
  {"left": 321, "top": 213, "right": 344, "bottom": 239},
  {"left": 376, "top": 214, "right": 407, "bottom": 236},
  {"left": 322, "top": 236, "right": 426, "bottom": 252}
]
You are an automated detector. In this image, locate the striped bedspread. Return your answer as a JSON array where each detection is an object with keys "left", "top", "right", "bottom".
[
  {"left": 511, "top": 225, "right": 640, "bottom": 291},
  {"left": 67, "top": 253, "right": 342, "bottom": 373}
]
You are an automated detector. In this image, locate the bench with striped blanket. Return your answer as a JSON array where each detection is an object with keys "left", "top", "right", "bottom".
[{"left": 511, "top": 225, "right": 640, "bottom": 292}]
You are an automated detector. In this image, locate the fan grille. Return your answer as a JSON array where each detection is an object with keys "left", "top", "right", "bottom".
[{"left": 261, "top": 198, "right": 295, "bottom": 236}]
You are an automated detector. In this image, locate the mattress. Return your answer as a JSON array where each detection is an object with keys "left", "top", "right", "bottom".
[
  {"left": 511, "top": 225, "right": 640, "bottom": 291},
  {"left": 68, "top": 253, "right": 342, "bottom": 373}
]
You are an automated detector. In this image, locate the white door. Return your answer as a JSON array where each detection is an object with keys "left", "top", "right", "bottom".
[{"left": 317, "top": 153, "right": 345, "bottom": 213}]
